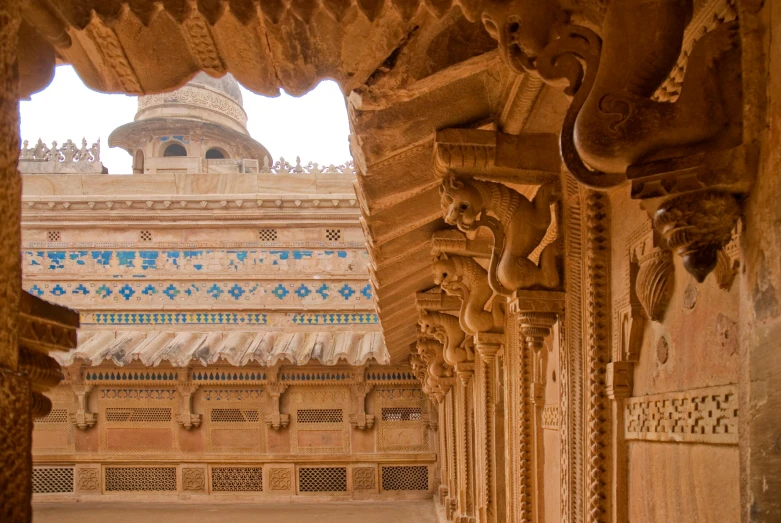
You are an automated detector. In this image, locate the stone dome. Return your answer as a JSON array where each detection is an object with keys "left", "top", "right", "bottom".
[
  {"left": 187, "top": 72, "right": 243, "bottom": 105},
  {"left": 134, "top": 72, "right": 248, "bottom": 134}
]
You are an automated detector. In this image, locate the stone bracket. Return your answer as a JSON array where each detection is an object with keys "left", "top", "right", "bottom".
[
  {"left": 510, "top": 290, "right": 565, "bottom": 351},
  {"left": 350, "top": 382, "right": 375, "bottom": 430},
  {"left": 72, "top": 383, "right": 97, "bottom": 431},
  {"left": 265, "top": 382, "right": 289, "bottom": 430},
  {"left": 434, "top": 128, "right": 561, "bottom": 184},
  {"left": 177, "top": 383, "right": 201, "bottom": 430}
]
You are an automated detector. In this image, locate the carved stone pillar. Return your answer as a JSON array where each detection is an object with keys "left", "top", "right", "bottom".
[
  {"left": 455, "top": 362, "right": 476, "bottom": 523},
  {"left": 509, "top": 290, "right": 565, "bottom": 523},
  {"left": 445, "top": 385, "right": 459, "bottom": 520},
  {"left": 473, "top": 333, "right": 502, "bottom": 523},
  {"left": 606, "top": 362, "right": 633, "bottom": 523}
]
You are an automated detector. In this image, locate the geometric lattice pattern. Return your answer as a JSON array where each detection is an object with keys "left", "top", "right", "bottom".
[
  {"left": 625, "top": 384, "right": 738, "bottom": 444},
  {"left": 376, "top": 388, "right": 429, "bottom": 453},
  {"left": 211, "top": 467, "right": 263, "bottom": 492},
  {"left": 47, "top": 230, "right": 61, "bottom": 242},
  {"left": 105, "top": 407, "right": 172, "bottom": 422},
  {"left": 210, "top": 409, "right": 259, "bottom": 422},
  {"left": 104, "top": 467, "right": 177, "bottom": 491},
  {"left": 258, "top": 229, "right": 278, "bottom": 241},
  {"left": 380, "top": 466, "right": 428, "bottom": 491},
  {"left": 36, "top": 408, "right": 69, "bottom": 424},
  {"left": 325, "top": 229, "right": 341, "bottom": 241},
  {"left": 296, "top": 409, "right": 343, "bottom": 423},
  {"left": 298, "top": 467, "right": 347, "bottom": 492},
  {"left": 381, "top": 407, "right": 422, "bottom": 421},
  {"left": 32, "top": 467, "right": 74, "bottom": 493},
  {"left": 140, "top": 230, "right": 152, "bottom": 242}
]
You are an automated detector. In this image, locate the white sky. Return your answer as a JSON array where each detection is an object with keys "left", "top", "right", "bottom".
[{"left": 20, "top": 66, "right": 352, "bottom": 174}]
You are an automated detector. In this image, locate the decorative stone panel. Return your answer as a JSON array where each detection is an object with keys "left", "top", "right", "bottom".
[
  {"left": 74, "top": 465, "right": 101, "bottom": 494},
  {"left": 210, "top": 467, "right": 262, "bottom": 492},
  {"left": 289, "top": 388, "right": 350, "bottom": 454},
  {"left": 32, "top": 467, "right": 74, "bottom": 494},
  {"left": 625, "top": 384, "right": 738, "bottom": 444},
  {"left": 297, "top": 466, "right": 348, "bottom": 494},
  {"left": 98, "top": 389, "right": 178, "bottom": 453},
  {"left": 380, "top": 465, "right": 430, "bottom": 492},
  {"left": 352, "top": 466, "right": 378, "bottom": 493},
  {"left": 375, "top": 388, "right": 429, "bottom": 453},
  {"left": 264, "top": 464, "right": 294, "bottom": 494},
  {"left": 203, "top": 389, "right": 266, "bottom": 453},
  {"left": 181, "top": 466, "right": 206, "bottom": 493}
]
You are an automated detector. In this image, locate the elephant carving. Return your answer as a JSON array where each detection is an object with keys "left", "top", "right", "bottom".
[
  {"left": 481, "top": 0, "right": 741, "bottom": 187},
  {"left": 432, "top": 253, "right": 504, "bottom": 335},
  {"left": 418, "top": 310, "right": 470, "bottom": 367},
  {"left": 440, "top": 175, "right": 559, "bottom": 294}
]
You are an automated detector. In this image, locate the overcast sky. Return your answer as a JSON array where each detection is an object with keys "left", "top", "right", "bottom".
[{"left": 20, "top": 66, "right": 352, "bottom": 174}]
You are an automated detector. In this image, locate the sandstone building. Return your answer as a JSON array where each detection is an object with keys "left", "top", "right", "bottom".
[{"left": 2, "top": 0, "right": 780, "bottom": 522}]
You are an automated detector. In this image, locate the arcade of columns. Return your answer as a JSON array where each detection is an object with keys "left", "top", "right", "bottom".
[{"left": 2, "top": 0, "right": 780, "bottom": 522}]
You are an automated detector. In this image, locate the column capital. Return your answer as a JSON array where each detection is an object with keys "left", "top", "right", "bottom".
[
  {"left": 473, "top": 333, "right": 504, "bottom": 360},
  {"left": 509, "top": 290, "right": 566, "bottom": 315},
  {"left": 455, "top": 362, "right": 474, "bottom": 383},
  {"left": 606, "top": 361, "right": 634, "bottom": 399}
]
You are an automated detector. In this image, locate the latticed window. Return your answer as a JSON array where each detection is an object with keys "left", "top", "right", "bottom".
[
  {"left": 258, "top": 229, "right": 277, "bottom": 241},
  {"left": 296, "top": 409, "right": 343, "bottom": 424},
  {"left": 211, "top": 467, "right": 263, "bottom": 492},
  {"left": 381, "top": 466, "right": 428, "bottom": 491},
  {"left": 381, "top": 407, "right": 422, "bottom": 421},
  {"left": 104, "top": 467, "right": 177, "bottom": 491},
  {"left": 46, "top": 231, "right": 61, "bottom": 242},
  {"left": 325, "top": 229, "right": 341, "bottom": 241},
  {"left": 36, "top": 408, "right": 69, "bottom": 424},
  {"left": 298, "top": 467, "right": 347, "bottom": 492},
  {"left": 210, "top": 408, "right": 259, "bottom": 423},
  {"left": 105, "top": 407, "right": 172, "bottom": 422},
  {"left": 140, "top": 230, "right": 152, "bottom": 241},
  {"left": 32, "top": 467, "right": 73, "bottom": 494}
]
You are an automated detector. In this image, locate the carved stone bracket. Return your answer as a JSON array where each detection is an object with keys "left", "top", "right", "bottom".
[
  {"left": 72, "top": 382, "right": 96, "bottom": 431},
  {"left": 606, "top": 362, "right": 634, "bottom": 400},
  {"left": 434, "top": 128, "right": 561, "bottom": 185},
  {"left": 19, "top": 291, "right": 79, "bottom": 418},
  {"left": 265, "top": 382, "right": 289, "bottom": 430},
  {"left": 653, "top": 190, "right": 742, "bottom": 282},
  {"left": 177, "top": 383, "right": 201, "bottom": 430},
  {"left": 349, "top": 382, "right": 375, "bottom": 430}
]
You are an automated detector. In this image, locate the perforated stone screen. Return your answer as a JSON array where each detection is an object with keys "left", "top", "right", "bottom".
[
  {"left": 381, "top": 407, "right": 422, "bottom": 421},
  {"left": 210, "top": 408, "right": 259, "bottom": 422},
  {"left": 32, "top": 467, "right": 73, "bottom": 494},
  {"left": 325, "top": 229, "right": 341, "bottom": 241},
  {"left": 298, "top": 467, "right": 347, "bottom": 492},
  {"left": 46, "top": 230, "right": 61, "bottom": 242},
  {"left": 104, "top": 467, "right": 177, "bottom": 491},
  {"left": 211, "top": 467, "right": 263, "bottom": 492},
  {"left": 381, "top": 466, "right": 429, "bottom": 491},
  {"left": 105, "top": 407, "right": 172, "bottom": 422},
  {"left": 296, "top": 409, "right": 343, "bottom": 423},
  {"left": 259, "top": 229, "right": 278, "bottom": 241},
  {"left": 36, "top": 408, "right": 69, "bottom": 424}
]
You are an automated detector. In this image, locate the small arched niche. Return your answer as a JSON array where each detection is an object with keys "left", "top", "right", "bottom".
[
  {"left": 162, "top": 142, "right": 187, "bottom": 157},
  {"left": 205, "top": 147, "right": 227, "bottom": 159},
  {"left": 133, "top": 149, "right": 144, "bottom": 174}
]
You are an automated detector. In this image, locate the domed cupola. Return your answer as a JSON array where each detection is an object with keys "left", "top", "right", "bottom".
[{"left": 109, "top": 72, "right": 270, "bottom": 174}]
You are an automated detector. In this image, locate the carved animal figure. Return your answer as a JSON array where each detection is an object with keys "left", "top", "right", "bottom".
[
  {"left": 432, "top": 253, "right": 504, "bottom": 334},
  {"left": 440, "top": 176, "right": 559, "bottom": 293},
  {"left": 481, "top": 0, "right": 741, "bottom": 186},
  {"left": 416, "top": 338, "right": 452, "bottom": 396},
  {"left": 418, "top": 311, "right": 468, "bottom": 367}
]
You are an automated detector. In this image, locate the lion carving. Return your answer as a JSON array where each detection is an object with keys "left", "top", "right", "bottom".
[
  {"left": 432, "top": 253, "right": 504, "bottom": 335},
  {"left": 439, "top": 176, "right": 559, "bottom": 294}
]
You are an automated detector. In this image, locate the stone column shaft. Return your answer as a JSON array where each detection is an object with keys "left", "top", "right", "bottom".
[
  {"left": 0, "top": 5, "right": 29, "bottom": 521},
  {"left": 474, "top": 333, "right": 502, "bottom": 523},
  {"left": 455, "top": 362, "right": 476, "bottom": 523}
]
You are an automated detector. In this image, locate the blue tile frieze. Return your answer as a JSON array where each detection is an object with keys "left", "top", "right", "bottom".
[{"left": 23, "top": 248, "right": 369, "bottom": 275}]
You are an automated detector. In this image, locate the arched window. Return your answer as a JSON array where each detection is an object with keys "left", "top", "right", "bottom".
[
  {"left": 163, "top": 143, "right": 187, "bottom": 157},
  {"left": 133, "top": 150, "right": 144, "bottom": 174},
  {"left": 205, "top": 148, "right": 226, "bottom": 159}
]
